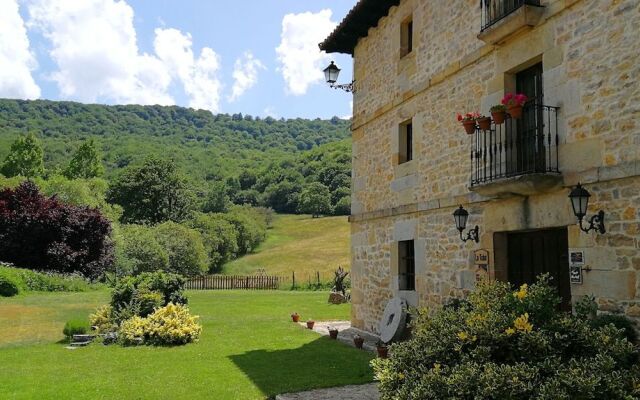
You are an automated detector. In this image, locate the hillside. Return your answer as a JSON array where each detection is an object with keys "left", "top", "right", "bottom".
[
  {"left": 223, "top": 214, "right": 350, "bottom": 279},
  {"left": 0, "top": 98, "right": 351, "bottom": 182}
]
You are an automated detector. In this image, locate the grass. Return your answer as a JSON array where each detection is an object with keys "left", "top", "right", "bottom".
[
  {"left": 0, "top": 290, "right": 373, "bottom": 399},
  {"left": 223, "top": 214, "right": 350, "bottom": 278}
]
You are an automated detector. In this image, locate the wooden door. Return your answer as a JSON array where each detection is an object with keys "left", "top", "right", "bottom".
[{"left": 507, "top": 228, "right": 571, "bottom": 310}]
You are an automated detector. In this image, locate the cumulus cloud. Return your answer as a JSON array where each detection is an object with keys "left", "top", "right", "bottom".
[
  {"left": 276, "top": 9, "right": 336, "bottom": 96},
  {"left": 154, "top": 28, "right": 223, "bottom": 112},
  {"left": 229, "top": 51, "right": 265, "bottom": 102},
  {"left": 0, "top": 0, "right": 41, "bottom": 99}
]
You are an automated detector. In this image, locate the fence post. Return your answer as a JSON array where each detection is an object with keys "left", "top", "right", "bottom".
[{"left": 292, "top": 271, "right": 296, "bottom": 290}]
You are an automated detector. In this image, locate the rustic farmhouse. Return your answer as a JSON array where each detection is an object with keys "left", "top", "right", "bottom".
[{"left": 321, "top": 0, "right": 639, "bottom": 333}]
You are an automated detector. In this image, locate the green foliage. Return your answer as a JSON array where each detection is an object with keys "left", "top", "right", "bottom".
[
  {"left": 373, "top": 277, "right": 640, "bottom": 399},
  {"left": 64, "top": 139, "right": 104, "bottom": 179},
  {"left": 591, "top": 313, "right": 638, "bottom": 344},
  {"left": 222, "top": 207, "right": 267, "bottom": 255},
  {"left": 153, "top": 222, "right": 208, "bottom": 276},
  {"left": 187, "top": 212, "right": 239, "bottom": 273},
  {"left": 0, "top": 133, "right": 45, "bottom": 178},
  {"left": 333, "top": 196, "right": 351, "bottom": 216},
  {"left": 298, "top": 182, "right": 333, "bottom": 218},
  {"left": 107, "top": 156, "right": 195, "bottom": 224},
  {"left": 0, "top": 274, "right": 20, "bottom": 297},
  {"left": 89, "top": 305, "right": 116, "bottom": 333},
  {"left": 119, "top": 303, "right": 202, "bottom": 346},
  {"left": 63, "top": 319, "right": 89, "bottom": 338},
  {"left": 0, "top": 264, "right": 94, "bottom": 293},
  {"left": 202, "top": 181, "right": 229, "bottom": 213},
  {"left": 262, "top": 180, "right": 302, "bottom": 213},
  {"left": 115, "top": 224, "right": 170, "bottom": 276}
]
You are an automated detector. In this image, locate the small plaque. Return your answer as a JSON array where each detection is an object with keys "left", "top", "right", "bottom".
[
  {"left": 474, "top": 249, "right": 489, "bottom": 282},
  {"left": 570, "top": 250, "right": 585, "bottom": 265},
  {"left": 570, "top": 265, "right": 583, "bottom": 284}
]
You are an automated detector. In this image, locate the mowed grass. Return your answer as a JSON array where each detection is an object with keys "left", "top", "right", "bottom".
[
  {"left": 223, "top": 214, "right": 350, "bottom": 277},
  {"left": 0, "top": 290, "right": 373, "bottom": 399}
]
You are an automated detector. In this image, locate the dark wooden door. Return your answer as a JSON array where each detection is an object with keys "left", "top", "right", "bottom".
[
  {"left": 516, "top": 63, "right": 545, "bottom": 172},
  {"left": 507, "top": 228, "right": 571, "bottom": 310}
]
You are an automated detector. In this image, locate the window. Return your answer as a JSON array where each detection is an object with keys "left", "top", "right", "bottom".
[
  {"left": 399, "top": 120, "right": 413, "bottom": 164},
  {"left": 398, "top": 240, "right": 415, "bottom": 291},
  {"left": 401, "top": 17, "right": 413, "bottom": 57}
]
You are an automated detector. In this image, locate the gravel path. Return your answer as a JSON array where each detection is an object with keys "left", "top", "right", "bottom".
[{"left": 275, "top": 383, "right": 379, "bottom": 400}]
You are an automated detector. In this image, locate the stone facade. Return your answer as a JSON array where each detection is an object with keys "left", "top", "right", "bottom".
[{"left": 340, "top": 0, "right": 640, "bottom": 332}]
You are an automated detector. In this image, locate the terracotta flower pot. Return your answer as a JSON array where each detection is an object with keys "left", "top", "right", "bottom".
[
  {"left": 376, "top": 346, "right": 389, "bottom": 359},
  {"left": 291, "top": 313, "right": 300, "bottom": 323},
  {"left": 353, "top": 336, "right": 364, "bottom": 349},
  {"left": 507, "top": 105, "right": 523, "bottom": 119},
  {"left": 491, "top": 111, "right": 506, "bottom": 124},
  {"left": 462, "top": 120, "right": 476, "bottom": 135},
  {"left": 329, "top": 329, "right": 339, "bottom": 339},
  {"left": 306, "top": 320, "right": 315, "bottom": 329},
  {"left": 477, "top": 117, "right": 491, "bottom": 131}
]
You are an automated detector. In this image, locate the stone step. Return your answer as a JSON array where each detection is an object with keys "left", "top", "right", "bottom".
[
  {"left": 73, "top": 334, "right": 96, "bottom": 342},
  {"left": 69, "top": 341, "right": 91, "bottom": 347}
]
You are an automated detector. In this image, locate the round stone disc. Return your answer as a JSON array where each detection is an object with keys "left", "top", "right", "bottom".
[{"left": 378, "top": 297, "right": 407, "bottom": 343}]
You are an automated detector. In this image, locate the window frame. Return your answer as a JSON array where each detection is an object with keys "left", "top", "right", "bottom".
[
  {"left": 399, "top": 119, "right": 414, "bottom": 164},
  {"left": 400, "top": 17, "right": 414, "bottom": 58},
  {"left": 398, "top": 239, "right": 416, "bottom": 291}
]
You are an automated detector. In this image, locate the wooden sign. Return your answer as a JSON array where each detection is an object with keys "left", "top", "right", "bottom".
[{"left": 474, "top": 249, "right": 489, "bottom": 282}]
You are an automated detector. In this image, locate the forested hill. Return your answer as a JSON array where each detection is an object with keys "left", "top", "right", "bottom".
[{"left": 0, "top": 98, "right": 351, "bottom": 181}]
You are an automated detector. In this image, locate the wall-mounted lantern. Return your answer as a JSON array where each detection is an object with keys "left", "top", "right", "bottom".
[
  {"left": 568, "top": 183, "right": 606, "bottom": 234},
  {"left": 453, "top": 205, "right": 479, "bottom": 243},
  {"left": 323, "top": 61, "right": 356, "bottom": 93}
]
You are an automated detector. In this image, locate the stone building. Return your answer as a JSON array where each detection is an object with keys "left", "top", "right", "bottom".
[{"left": 320, "top": 0, "right": 640, "bottom": 333}]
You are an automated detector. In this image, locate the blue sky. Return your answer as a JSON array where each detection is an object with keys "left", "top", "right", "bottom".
[{"left": 0, "top": 0, "right": 357, "bottom": 119}]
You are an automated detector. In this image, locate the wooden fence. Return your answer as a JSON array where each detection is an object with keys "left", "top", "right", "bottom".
[{"left": 185, "top": 275, "right": 281, "bottom": 290}]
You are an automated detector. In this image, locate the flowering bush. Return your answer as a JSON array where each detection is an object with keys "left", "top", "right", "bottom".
[
  {"left": 457, "top": 112, "right": 480, "bottom": 122},
  {"left": 501, "top": 92, "right": 528, "bottom": 107},
  {"left": 89, "top": 304, "right": 117, "bottom": 333},
  {"left": 372, "top": 276, "right": 640, "bottom": 399},
  {"left": 119, "top": 303, "right": 202, "bottom": 346}
]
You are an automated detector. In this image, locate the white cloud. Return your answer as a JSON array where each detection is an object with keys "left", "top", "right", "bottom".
[
  {"left": 153, "top": 28, "right": 223, "bottom": 112},
  {"left": 276, "top": 9, "right": 336, "bottom": 96},
  {"left": 0, "top": 0, "right": 40, "bottom": 99},
  {"left": 229, "top": 51, "right": 265, "bottom": 102},
  {"left": 263, "top": 106, "right": 278, "bottom": 119},
  {"left": 28, "top": 0, "right": 173, "bottom": 105},
  {"left": 341, "top": 100, "right": 353, "bottom": 120}
]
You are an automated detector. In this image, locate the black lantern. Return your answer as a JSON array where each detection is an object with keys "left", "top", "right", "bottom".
[
  {"left": 568, "top": 183, "right": 605, "bottom": 234},
  {"left": 453, "top": 205, "right": 479, "bottom": 243},
  {"left": 323, "top": 61, "right": 355, "bottom": 93}
]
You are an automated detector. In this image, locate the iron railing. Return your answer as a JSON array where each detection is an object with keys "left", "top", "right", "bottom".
[
  {"left": 470, "top": 103, "right": 560, "bottom": 187},
  {"left": 481, "top": 0, "right": 542, "bottom": 31}
]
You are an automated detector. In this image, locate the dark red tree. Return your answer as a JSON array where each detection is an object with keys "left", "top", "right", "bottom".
[{"left": 0, "top": 181, "right": 114, "bottom": 279}]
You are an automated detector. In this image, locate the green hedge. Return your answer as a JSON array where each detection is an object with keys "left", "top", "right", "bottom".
[{"left": 0, "top": 264, "right": 97, "bottom": 293}]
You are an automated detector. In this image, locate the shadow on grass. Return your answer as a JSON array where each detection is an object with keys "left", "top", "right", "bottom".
[{"left": 229, "top": 336, "right": 373, "bottom": 397}]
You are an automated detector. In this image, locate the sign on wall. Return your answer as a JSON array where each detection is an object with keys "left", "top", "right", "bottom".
[
  {"left": 474, "top": 249, "right": 489, "bottom": 282},
  {"left": 569, "top": 250, "right": 585, "bottom": 284}
]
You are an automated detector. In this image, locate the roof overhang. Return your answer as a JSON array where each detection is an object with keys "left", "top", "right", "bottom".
[{"left": 319, "top": 0, "right": 399, "bottom": 55}]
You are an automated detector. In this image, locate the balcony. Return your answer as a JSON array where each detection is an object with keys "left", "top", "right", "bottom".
[
  {"left": 478, "top": 0, "right": 544, "bottom": 44},
  {"left": 469, "top": 103, "right": 561, "bottom": 197}
]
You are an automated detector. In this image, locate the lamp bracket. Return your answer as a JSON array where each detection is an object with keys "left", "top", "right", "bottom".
[
  {"left": 579, "top": 210, "right": 606, "bottom": 234},
  {"left": 459, "top": 225, "right": 480, "bottom": 243},
  {"left": 329, "top": 81, "right": 356, "bottom": 93}
]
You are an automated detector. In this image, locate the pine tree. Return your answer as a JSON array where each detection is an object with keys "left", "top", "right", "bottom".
[{"left": 64, "top": 139, "right": 104, "bottom": 179}]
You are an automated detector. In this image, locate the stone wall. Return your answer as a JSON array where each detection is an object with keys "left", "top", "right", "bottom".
[{"left": 348, "top": 0, "right": 640, "bottom": 331}]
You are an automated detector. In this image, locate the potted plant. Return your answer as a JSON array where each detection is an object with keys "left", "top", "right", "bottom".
[
  {"left": 376, "top": 340, "right": 389, "bottom": 358},
  {"left": 490, "top": 104, "right": 507, "bottom": 124},
  {"left": 291, "top": 312, "right": 300, "bottom": 323},
  {"left": 502, "top": 93, "right": 528, "bottom": 119},
  {"left": 306, "top": 319, "right": 315, "bottom": 329},
  {"left": 476, "top": 115, "right": 491, "bottom": 131},
  {"left": 353, "top": 334, "right": 364, "bottom": 349},
  {"left": 457, "top": 112, "right": 480, "bottom": 135},
  {"left": 328, "top": 326, "right": 339, "bottom": 339}
]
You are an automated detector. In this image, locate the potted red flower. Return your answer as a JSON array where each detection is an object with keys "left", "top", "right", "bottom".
[
  {"left": 291, "top": 312, "right": 300, "bottom": 323},
  {"left": 328, "top": 326, "right": 339, "bottom": 339},
  {"left": 476, "top": 115, "right": 491, "bottom": 131},
  {"left": 353, "top": 334, "right": 364, "bottom": 349},
  {"left": 490, "top": 104, "right": 507, "bottom": 124},
  {"left": 501, "top": 93, "right": 528, "bottom": 119},
  {"left": 376, "top": 340, "right": 389, "bottom": 358},
  {"left": 306, "top": 319, "right": 315, "bottom": 329},
  {"left": 457, "top": 112, "right": 480, "bottom": 135}
]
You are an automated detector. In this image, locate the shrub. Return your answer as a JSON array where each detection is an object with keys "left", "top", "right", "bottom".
[
  {"left": 372, "top": 276, "right": 640, "bottom": 399},
  {"left": 591, "top": 313, "right": 638, "bottom": 344},
  {"left": 134, "top": 290, "right": 164, "bottom": 317},
  {"left": 222, "top": 207, "right": 267, "bottom": 255},
  {"left": 153, "top": 222, "right": 208, "bottom": 276},
  {"left": 0, "top": 274, "right": 20, "bottom": 297},
  {"left": 0, "top": 264, "right": 94, "bottom": 292},
  {"left": 89, "top": 305, "right": 117, "bottom": 333},
  {"left": 0, "top": 181, "right": 114, "bottom": 279},
  {"left": 115, "top": 224, "right": 169, "bottom": 276},
  {"left": 119, "top": 303, "right": 201, "bottom": 346},
  {"left": 63, "top": 319, "right": 89, "bottom": 338},
  {"left": 187, "top": 213, "right": 239, "bottom": 273}
]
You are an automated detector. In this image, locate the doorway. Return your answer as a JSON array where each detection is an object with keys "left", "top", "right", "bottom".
[
  {"left": 506, "top": 227, "right": 571, "bottom": 310},
  {"left": 515, "top": 62, "right": 546, "bottom": 173}
]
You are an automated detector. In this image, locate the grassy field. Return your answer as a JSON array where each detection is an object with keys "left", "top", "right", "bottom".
[
  {"left": 223, "top": 214, "right": 350, "bottom": 278},
  {"left": 0, "top": 290, "right": 372, "bottom": 399}
]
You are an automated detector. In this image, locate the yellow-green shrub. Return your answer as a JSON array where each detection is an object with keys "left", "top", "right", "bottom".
[
  {"left": 118, "top": 315, "right": 148, "bottom": 345},
  {"left": 89, "top": 305, "right": 117, "bottom": 333},
  {"left": 118, "top": 303, "right": 201, "bottom": 346}
]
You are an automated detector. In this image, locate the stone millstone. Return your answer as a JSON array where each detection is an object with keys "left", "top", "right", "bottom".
[
  {"left": 328, "top": 292, "right": 348, "bottom": 304},
  {"left": 378, "top": 297, "right": 407, "bottom": 343}
]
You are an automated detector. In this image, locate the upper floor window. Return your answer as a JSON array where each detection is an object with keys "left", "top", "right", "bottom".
[
  {"left": 399, "top": 120, "right": 413, "bottom": 164},
  {"left": 400, "top": 17, "right": 413, "bottom": 57}
]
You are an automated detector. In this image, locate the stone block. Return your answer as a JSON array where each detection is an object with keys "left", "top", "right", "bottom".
[
  {"left": 571, "top": 270, "right": 637, "bottom": 300},
  {"left": 390, "top": 174, "right": 417, "bottom": 192},
  {"left": 558, "top": 138, "right": 603, "bottom": 173},
  {"left": 543, "top": 46, "right": 564, "bottom": 70}
]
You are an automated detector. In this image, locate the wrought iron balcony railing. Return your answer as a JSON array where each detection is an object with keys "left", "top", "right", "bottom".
[
  {"left": 470, "top": 103, "right": 560, "bottom": 187},
  {"left": 481, "top": 0, "right": 541, "bottom": 31}
]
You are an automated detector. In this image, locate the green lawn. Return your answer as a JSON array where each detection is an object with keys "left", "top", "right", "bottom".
[
  {"left": 0, "top": 290, "right": 372, "bottom": 399},
  {"left": 223, "top": 214, "right": 350, "bottom": 278}
]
